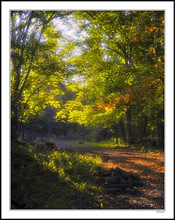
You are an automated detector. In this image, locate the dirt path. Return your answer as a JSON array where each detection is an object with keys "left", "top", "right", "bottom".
[{"left": 56, "top": 141, "right": 164, "bottom": 209}]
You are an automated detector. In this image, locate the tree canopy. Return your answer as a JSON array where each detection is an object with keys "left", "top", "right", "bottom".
[{"left": 11, "top": 10, "right": 164, "bottom": 147}]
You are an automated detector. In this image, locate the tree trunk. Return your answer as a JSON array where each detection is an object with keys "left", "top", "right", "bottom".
[
  {"left": 151, "top": 130, "right": 157, "bottom": 147},
  {"left": 126, "top": 105, "right": 134, "bottom": 145},
  {"left": 11, "top": 108, "right": 18, "bottom": 142},
  {"left": 118, "top": 118, "right": 126, "bottom": 143},
  {"left": 142, "top": 116, "right": 148, "bottom": 138},
  {"left": 21, "top": 122, "right": 25, "bottom": 141},
  {"left": 157, "top": 122, "right": 164, "bottom": 148},
  {"left": 112, "top": 124, "right": 119, "bottom": 144}
]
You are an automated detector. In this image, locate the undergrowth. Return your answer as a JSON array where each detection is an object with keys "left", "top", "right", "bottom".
[{"left": 11, "top": 141, "right": 103, "bottom": 209}]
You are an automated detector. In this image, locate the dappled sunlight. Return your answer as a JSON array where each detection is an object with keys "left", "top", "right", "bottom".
[
  {"left": 10, "top": 9, "right": 165, "bottom": 210},
  {"left": 128, "top": 159, "right": 164, "bottom": 174},
  {"left": 103, "top": 151, "right": 164, "bottom": 175},
  {"left": 62, "top": 143, "right": 164, "bottom": 177},
  {"left": 11, "top": 142, "right": 104, "bottom": 209},
  {"left": 28, "top": 144, "right": 103, "bottom": 193},
  {"left": 68, "top": 143, "right": 164, "bottom": 208},
  {"left": 95, "top": 148, "right": 164, "bottom": 209}
]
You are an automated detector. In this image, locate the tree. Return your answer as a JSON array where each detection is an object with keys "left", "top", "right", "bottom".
[
  {"left": 11, "top": 10, "right": 164, "bottom": 147},
  {"left": 11, "top": 11, "right": 73, "bottom": 141},
  {"left": 56, "top": 11, "right": 164, "bottom": 146}
]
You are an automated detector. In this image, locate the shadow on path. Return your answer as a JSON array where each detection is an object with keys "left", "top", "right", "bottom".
[{"left": 56, "top": 141, "right": 164, "bottom": 209}]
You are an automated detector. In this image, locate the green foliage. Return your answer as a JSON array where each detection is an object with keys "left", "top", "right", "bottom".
[
  {"left": 11, "top": 142, "right": 103, "bottom": 208},
  {"left": 32, "top": 146, "right": 103, "bottom": 187},
  {"left": 139, "top": 145, "right": 163, "bottom": 154},
  {"left": 11, "top": 11, "right": 74, "bottom": 130},
  {"left": 11, "top": 10, "right": 164, "bottom": 147},
  {"left": 57, "top": 11, "right": 164, "bottom": 145}
]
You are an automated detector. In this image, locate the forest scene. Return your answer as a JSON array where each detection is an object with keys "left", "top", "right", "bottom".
[{"left": 11, "top": 10, "right": 164, "bottom": 209}]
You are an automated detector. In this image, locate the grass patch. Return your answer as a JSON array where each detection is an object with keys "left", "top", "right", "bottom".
[
  {"left": 69, "top": 138, "right": 128, "bottom": 149},
  {"left": 68, "top": 139, "right": 163, "bottom": 154},
  {"left": 11, "top": 141, "right": 103, "bottom": 209}
]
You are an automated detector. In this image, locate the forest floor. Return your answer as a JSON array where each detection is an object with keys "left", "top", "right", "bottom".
[{"left": 55, "top": 140, "right": 164, "bottom": 209}]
